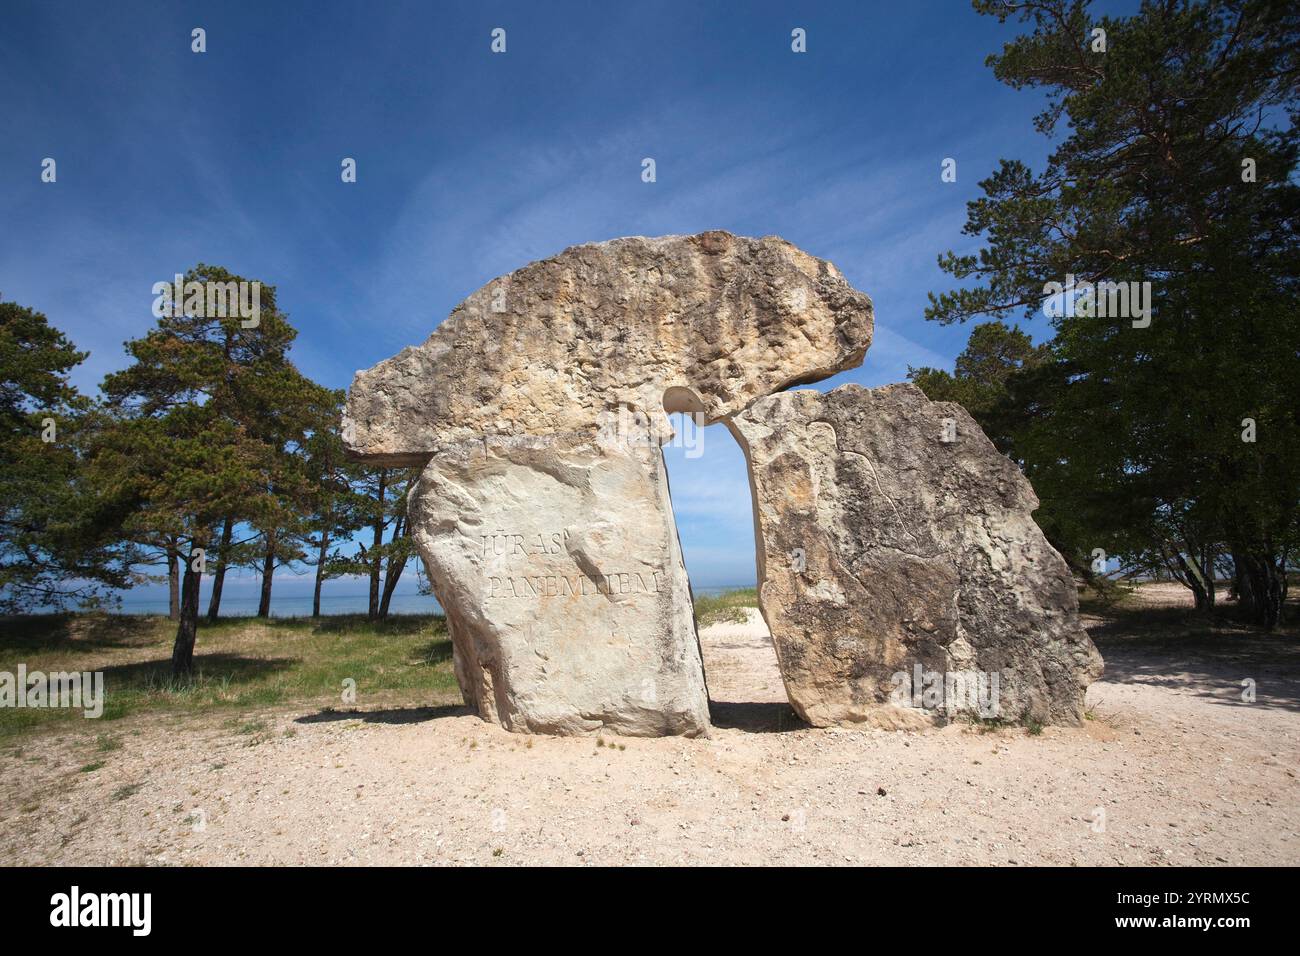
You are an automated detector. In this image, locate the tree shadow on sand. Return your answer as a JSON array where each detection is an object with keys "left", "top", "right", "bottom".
[
  {"left": 295, "top": 703, "right": 471, "bottom": 725},
  {"left": 1088, "top": 605, "right": 1300, "bottom": 713}
]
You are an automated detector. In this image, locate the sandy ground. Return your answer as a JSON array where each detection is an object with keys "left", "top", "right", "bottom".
[{"left": 2, "top": 594, "right": 1298, "bottom": 866}]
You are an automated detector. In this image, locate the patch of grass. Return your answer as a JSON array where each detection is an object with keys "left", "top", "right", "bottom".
[
  {"left": 0, "top": 612, "right": 457, "bottom": 740},
  {"left": 78, "top": 761, "right": 105, "bottom": 773},
  {"left": 693, "top": 587, "right": 759, "bottom": 628},
  {"left": 94, "top": 734, "right": 122, "bottom": 752},
  {"left": 958, "top": 715, "right": 1009, "bottom": 734},
  {"left": 111, "top": 783, "right": 143, "bottom": 801},
  {"left": 1075, "top": 578, "right": 1136, "bottom": 612}
]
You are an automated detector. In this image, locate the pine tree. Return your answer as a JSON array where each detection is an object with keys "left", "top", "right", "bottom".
[
  {"left": 100, "top": 265, "right": 300, "bottom": 672},
  {"left": 301, "top": 389, "right": 368, "bottom": 617},
  {"left": 927, "top": 0, "right": 1300, "bottom": 624},
  {"left": 329, "top": 466, "right": 420, "bottom": 620},
  {"left": 0, "top": 299, "right": 131, "bottom": 611}
]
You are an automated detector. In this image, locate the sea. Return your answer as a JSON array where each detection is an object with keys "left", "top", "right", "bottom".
[{"left": 106, "top": 584, "right": 755, "bottom": 618}]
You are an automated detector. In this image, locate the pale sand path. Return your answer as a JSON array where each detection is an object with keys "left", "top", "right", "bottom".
[{"left": 2, "top": 596, "right": 1297, "bottom": 866}]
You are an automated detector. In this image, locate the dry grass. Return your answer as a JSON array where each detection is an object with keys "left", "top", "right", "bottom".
[
  {"left": 693, "top": 587, "right": 759, "bottom": 628},
  {"left": 0, "top": 612, "right": 457, "bottom": 739}
]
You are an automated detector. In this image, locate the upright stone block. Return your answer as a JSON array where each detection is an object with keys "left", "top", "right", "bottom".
[
  {"left": 729, "top": 384, "right": 1103, "bottom": 728},
  {"left": 408, "top": 435, "right": 709, "bottom": 736}
]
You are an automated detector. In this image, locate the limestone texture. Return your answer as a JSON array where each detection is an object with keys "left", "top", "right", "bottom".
[
  {"left": 345, "top": 232, "right": 871, "bottom": 736},
  {"left": 407, "top": 435, "right": 709, "bottom": 736},
  {"left": 729, "top": 383, "right": 1104, "bottom": 728},
  {"left": 346, "top": 231, "right": 1100, "bottom": 737},
  {"left": 343, "top": 231, "right": 873, "bottom": 465}
]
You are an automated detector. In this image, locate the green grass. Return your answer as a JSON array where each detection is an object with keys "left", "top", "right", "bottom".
[
  {"left": 693, "top": 587, "right": 759, "bottom": 628},
  {"left": 1075, "top": 579, "right": 1137, "bottom": 613},
  {"left": 0, "top": 611, "right": 457, "bottom": 740}
]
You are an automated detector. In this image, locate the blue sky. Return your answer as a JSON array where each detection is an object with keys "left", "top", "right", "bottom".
[{"left": 1, "top": 0, "right": 1119, "bottom": 604}]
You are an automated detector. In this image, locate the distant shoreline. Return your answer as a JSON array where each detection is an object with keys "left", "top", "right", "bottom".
[{"left": 22, "top": 584, "right": 762, "bottom": 619}]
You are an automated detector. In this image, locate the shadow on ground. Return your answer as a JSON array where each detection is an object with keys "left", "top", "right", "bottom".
[
  {"left": 1086, "top": 602, "right": 1300, "bottom": 713},
  {"left": 295, "top": 703, "right": 471, "bottom": 725},
  {"left": 0, "top": 613, "right": 161, "bottom": 654},
  {"left": 93, "top": 653, "right": 298, "bottom": 688},
  {"left": 198, "top": 613, "right": 445, "bottom": 637},
  {"left": 709, "top": 700, "right": 805, "bottom": 733}
]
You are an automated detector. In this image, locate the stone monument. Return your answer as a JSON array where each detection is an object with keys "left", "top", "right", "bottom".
[{"left": 344, "top": 231, "right": 1101, "bottom": 735}]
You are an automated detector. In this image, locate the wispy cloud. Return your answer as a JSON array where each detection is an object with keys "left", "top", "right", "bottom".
[{"left": 1, "top": 0, "right": 1052, "bottom": 589}]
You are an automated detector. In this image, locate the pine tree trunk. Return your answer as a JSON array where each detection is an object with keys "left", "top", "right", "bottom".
[
  {"left": 1237, "top": 554, "right": 1279, "bottom": 629},
  {"left": 378, "top": 558, "right": 407, "bottom": 619},
  {"left": 166, "top": 543, "right": 180, "bottom": 621},
  {"left": 207, "top": 515, "right": 233, "bottom": 621},
  {"left": 368, "top": 470, "right": 387, "bottom": 620},
  {"left": 171, "top": 540, "right": 202, "bottom": 677},
  {"left": 1232, "top": 548, "right": 1255, "bottom": 614},
  {"left": 378, "top": 517, "right": 407, "bottom": 619},
  {"left": 257, "top": 531, "right": 275, "bottom": 618},
  {"left": 1236, "top": 551, "right": 1283, "bottom": 629},
  {"left": 1172, "top": 550, "right": 1213, "bottom": 611},
  {"left": 312, "top": 529, "right": 330, "bottom": 618},
  {"left": 1262, "top": 565, "right": 1283, "bottom": 628},
  {"left": 1190, "top": 576, "right": 1210, "bottom": 612}
]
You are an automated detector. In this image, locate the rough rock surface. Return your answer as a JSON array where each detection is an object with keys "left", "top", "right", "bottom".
[
  {"left": 346, "top": 231, "right": 872, "bottom": 736},
  {"left": 730, "top": 383, "right": 1103, "bottom": 728},
  {"left": 407, "top": 435, "right": 710, "bottom": 736},
  {"left": 347, "top": 231, "right": 1099, "bottom": 737},
  {"left": 343, "top": 232, "right": 873, "bottom": 465}
]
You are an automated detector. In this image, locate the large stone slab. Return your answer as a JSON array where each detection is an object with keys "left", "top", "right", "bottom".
[
  {"left": 344, "top": 232, "right": 873, "bottom": 464},
  {"left": 346, "top": 232, "right": 872, "bottom": 736},
  {"left": 347, "top": 231, "right": 1101, "bottom": 737},
  {"left": 729, "top": 383, "right": 1103, "bottom": 728},
  {"left": 408, "top": 434, "right": 710, "bottom": 736}
]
